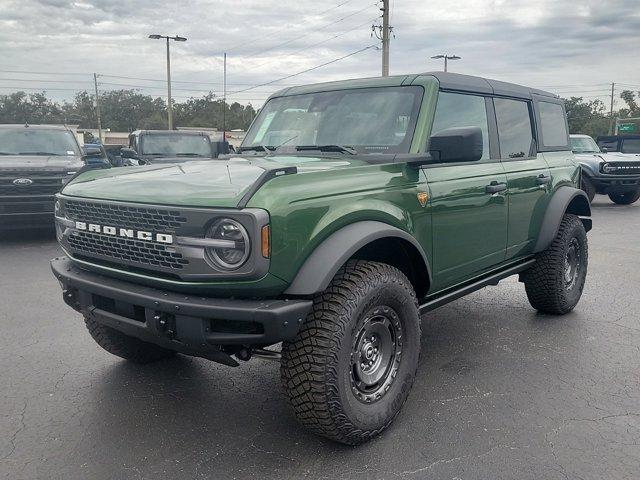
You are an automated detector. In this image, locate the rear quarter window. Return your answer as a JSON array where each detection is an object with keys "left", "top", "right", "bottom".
[{"left": 539, "top": 102, "right": 569, "bottom": 149}]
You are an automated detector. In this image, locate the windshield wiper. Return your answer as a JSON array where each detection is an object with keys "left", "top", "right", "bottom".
[
  {"left": 238, "top": 145, "right": 275, "bottom": 153},
  {"left": 0, "top": 152, "right": 13, "bottom": 155},
  {"left": 295, "top": 145, "right": 357, "bottom": 155},
  {"left": 18, "top": 151, "right": 61, "bottom": 156}
]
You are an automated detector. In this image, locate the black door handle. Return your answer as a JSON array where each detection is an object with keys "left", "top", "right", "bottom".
[
  {"left": 485, "top": 181, "right": 507, "bottom": 194},
  {"left": 537, "top": 174, "right": 551, "bottom": 185}
]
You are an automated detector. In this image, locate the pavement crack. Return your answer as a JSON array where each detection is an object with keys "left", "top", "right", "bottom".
[{"left": 1, "top": 400, "right": 27, "bottom": 461}]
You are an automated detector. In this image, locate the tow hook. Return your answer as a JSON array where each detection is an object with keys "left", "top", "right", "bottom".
[
  {"left": 236, "top": 348, "right": 252, "bottom": 361},
  {"left": 154, "top": 312, "right": 176, "bottom": 339},
  {"left": 235, "top": 348, "right": 281, "bottom": 362}
]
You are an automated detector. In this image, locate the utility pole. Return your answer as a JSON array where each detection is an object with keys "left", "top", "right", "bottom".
[
  {"left": 166, "top": 37, "right": 173, "bottom": 130},
  {"left": 381, "top": 0, "right": 389, "bottom": 76},
  {"left": 148, "top": 34, "right": 187, "bottom": 130},
  {"left": 372, "top": 0, "right": 393, "bottom": 77},
  {"left": 93, "top": 73, "right": 103, "bottom": 143},
  {"left": 609, "top": 82, "right": 616, "bottom": 135},
  {"left": 223, "top": 52, "right": 227, "bottom": 143}
]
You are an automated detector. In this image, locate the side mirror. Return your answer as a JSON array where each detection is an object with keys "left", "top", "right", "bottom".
[
  {"left": 82, "top": 145, "right": 103, "bottom": 158},
  {"left": 600, "top": 146, "right": 608, "bottom": 153},
  {"left": 120, "top": 147, "right": 138, "bottom": 159},
  {"left": 211, "top": 140, "right": 230, "bottom": 158},
  {"left": 428, "top": 126, "right": 483, "bottom": 163}
]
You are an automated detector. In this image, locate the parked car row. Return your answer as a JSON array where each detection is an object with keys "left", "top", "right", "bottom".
[{"left": 0, "top": 124, "right": 230, "bottom": 231}]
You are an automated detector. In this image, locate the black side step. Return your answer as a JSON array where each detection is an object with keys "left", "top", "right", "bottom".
[{"left": 419, "top": 259, "right": 535, "bottom": 314}]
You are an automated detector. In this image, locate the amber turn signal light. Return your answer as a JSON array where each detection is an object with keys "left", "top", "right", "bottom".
[{"left": 261, "top": 225, "right": 270, "bottom": 258}]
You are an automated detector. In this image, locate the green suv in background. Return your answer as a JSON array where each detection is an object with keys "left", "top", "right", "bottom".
[{"left": 51, "top": 72, "right": 591, "bottom": 444}]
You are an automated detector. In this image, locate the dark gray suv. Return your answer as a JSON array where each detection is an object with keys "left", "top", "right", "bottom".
[{"left": 0, "top": 124, "right": 99, "bottom": 231}]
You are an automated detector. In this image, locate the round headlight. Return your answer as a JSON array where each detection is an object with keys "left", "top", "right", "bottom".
[
  {"left": 602, "top": 162, "right": 616, "bottom": 174},
  {"left": 205, "top": 218, "right": 250, "bottom": 270}
]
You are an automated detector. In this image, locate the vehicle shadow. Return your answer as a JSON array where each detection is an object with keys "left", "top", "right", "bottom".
[{"left": 52, "top": 286, "right": 577, "bottom": 479}]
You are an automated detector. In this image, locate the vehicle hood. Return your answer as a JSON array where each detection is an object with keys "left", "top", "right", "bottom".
[
  {"left": 574, "top": 151, "right": 640, "bottom": 169},
  {"left": 140, "top": 155, "right": 213, "bottom": 164},
  {"left": 606, "top": 151, "right": 640, "bottom": 159},
  {"left": 0, "top": 155, "right": 84, "bottom": 172},
  {"left": 61, "top": 155, "right": 368, "bottom": 208}
]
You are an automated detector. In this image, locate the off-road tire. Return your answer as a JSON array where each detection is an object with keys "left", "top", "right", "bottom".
[
  {"left": 281, "top": 260, "right": 421, "bottom": 445},
  {"left": 84, "top": 316, "right": 177, "bottom": 363},
  {"left": 608, "top": 189, "right": 640, "bottom": 205},
  {"left": 522, "top": 214, "right": 588, "bottom": 314},
  {"left": 581, "top": 175, "right": 596, "bottom": 202}
]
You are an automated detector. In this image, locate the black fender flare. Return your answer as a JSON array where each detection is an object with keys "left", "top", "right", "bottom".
[
  {"left": 284, "top": 221, "right": 432, "bottom": 296},
  {"left": 533, "top": 186, "right": 592, "bottom": 253}
]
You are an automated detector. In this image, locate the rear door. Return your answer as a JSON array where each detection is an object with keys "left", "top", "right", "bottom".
[
  {"left": 426, "top": 91, "right": 508, "bottom": 292},
  {"left": 493, "top": 97, "right": 552, "bottom": 259}
]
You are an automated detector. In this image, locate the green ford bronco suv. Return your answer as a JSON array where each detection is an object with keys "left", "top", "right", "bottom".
[{"left": 52, "top": 72, "right": 592, "bottom": 445}]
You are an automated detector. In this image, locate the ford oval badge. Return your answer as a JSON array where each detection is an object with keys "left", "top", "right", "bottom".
[{"left": 13, "top": 178, "right": 34, "bottom": 186}]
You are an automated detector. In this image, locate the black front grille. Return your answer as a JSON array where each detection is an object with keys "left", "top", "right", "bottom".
[
  {"left": 0, "top": 173, "right": 64, "bottom": 198},
  {"left": 0, "top": 184, "right": 61, "bottom": 196},
  {"left": 603, "top": 162, "right": 640, "bottom": 175},
  {"left": 68, "top": 230, "right": 189, "bottom": 270},
  {"left": 65, "top": 200, "right": 188, "bottom": 233},
  {"left": 0, "top": 202, "right": 51, "bottom": 214}
]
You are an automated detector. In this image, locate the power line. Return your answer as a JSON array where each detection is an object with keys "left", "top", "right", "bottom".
[
  {"left": 252, "top": 16, "right": 378, "bottom": 69},
  {"left": 228, "top": 44, "right": 378, "bottom": 96},
  {"left": 224, "top": 0, "right": 360, "bottom": 52},
  {"left": 0, "top": 85, "right": 85, "bottom": 92},
  {"left": 98, "top": 74, "right": 301, "bottom": 87},
  {"left": 0, "top": 77, "right": 92, "bottom": 84},
  {"left": 98, "top": 81, "right": 217, "bottom": 92},
  {"left": 0, "top": 69, "right": 89, "bottom": 76},
  {"left": 242, "top": 2, "right": 377, "bottom": 59}
]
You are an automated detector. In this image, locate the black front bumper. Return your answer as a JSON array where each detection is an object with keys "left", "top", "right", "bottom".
[
  {"left": 0, "top": 197, "right": 55, "bottom": 230},
  {"left": 588, "top": 175, "right": 640, "bottom": 194},
  {"left": 51, "top": 257, "right": 312, "bottom": 360}
]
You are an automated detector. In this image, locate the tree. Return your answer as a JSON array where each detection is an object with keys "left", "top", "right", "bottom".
[
  {"left": 0, "top": 91, "right": 65, "bottom": 124},
  {"left": 619, "top": 90, "right": 639, "bottom": 118},
  {"left": 563, "top": 96, "right": 610, "bottom": 138},
  {"left": 0, "top": 88, "right": 255, "bottom": 132}
]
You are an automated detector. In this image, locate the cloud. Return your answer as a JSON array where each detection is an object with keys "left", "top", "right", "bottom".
[{"left": 0, "top": 0, "right": 638, "bottom": 107}]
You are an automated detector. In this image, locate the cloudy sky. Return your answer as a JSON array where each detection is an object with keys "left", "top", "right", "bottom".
[{"left": 1, "top": 0, "right": 639, "bottom": 108}]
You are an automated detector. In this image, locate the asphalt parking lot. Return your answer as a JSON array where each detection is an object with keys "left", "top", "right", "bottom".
[{"left": 1, "top": 196, "right": 639, "bottom": 480}]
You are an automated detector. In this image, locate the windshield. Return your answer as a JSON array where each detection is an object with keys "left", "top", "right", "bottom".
[
  {"left": 621, "top": 138, "right": 640, "bottom": 154},
  {"left": 570, "top": 136, "right": 600, "bottom": 153},
  {"left": 140, "top": 134, "right": 212, "bottom": 157},
  {"left": 0, "top": 128, "right": 80, "bottom": 156},
  {"left": 242, "top": 86, "right": 424, "bottom": 154}
]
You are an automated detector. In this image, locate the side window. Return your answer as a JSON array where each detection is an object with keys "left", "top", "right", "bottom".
[
  {"left": 538, "top": 102, "right": 568, "bottom": 148},
  {"left": 431, "top": 92, "right": 490, "bottom": 160},
  {"left": 494, "top": 98, "right": 534, "bottom": 159}
]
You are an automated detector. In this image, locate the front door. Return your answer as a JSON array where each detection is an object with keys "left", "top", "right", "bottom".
[{"left": 426, "top": 91, "right": 508, "bottom": 292}]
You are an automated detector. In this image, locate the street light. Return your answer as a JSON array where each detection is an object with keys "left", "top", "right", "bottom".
[
  {"left": 148, "top": 34, "right": 187, "bottom": 130},
  {"left": 431, "top": 54, "right": 461, "bottom": 72}
]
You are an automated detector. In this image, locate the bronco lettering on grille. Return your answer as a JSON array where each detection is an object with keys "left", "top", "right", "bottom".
[{"left": 74, "top": 221, "right": 173, "bottom": 244}]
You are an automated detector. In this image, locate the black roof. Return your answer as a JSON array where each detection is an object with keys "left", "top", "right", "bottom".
[
  {"left": 0, "top": 123, "right": 75, "bottom": 131},
  {"left": 272, "top": 72, "right": 559, "bottom": 101},
  {"left": 130, "top": 130, "right": 210, "bottom": 136},
  {"left": 427, "top": 72, "right": 558, "bottom": 99}
]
